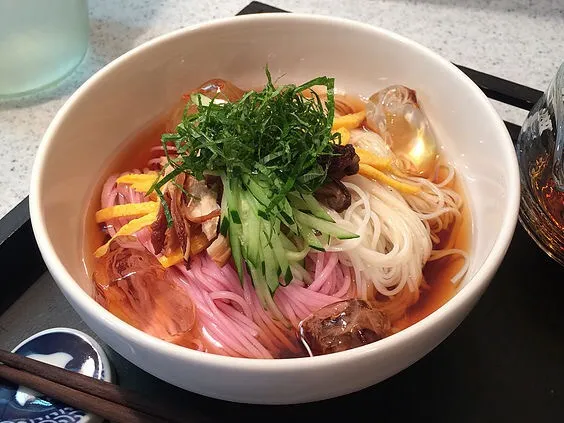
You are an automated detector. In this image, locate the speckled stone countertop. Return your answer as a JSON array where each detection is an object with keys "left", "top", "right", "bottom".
[{"left": 0, "top": 0, "right": 562, "bottom": 219}]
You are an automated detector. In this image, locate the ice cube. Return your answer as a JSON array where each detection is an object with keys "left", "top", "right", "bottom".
[{"left": 298, "top": 299, "right": 391, "bottom": 356}]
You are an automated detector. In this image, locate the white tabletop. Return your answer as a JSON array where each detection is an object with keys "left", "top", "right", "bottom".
[{"left": 0, "top": 0, "right": 562, "bottom": 219}]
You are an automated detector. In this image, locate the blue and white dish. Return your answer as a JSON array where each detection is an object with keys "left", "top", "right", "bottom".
[{"left": 0, "top": 327, "right": 113, "bottom": 423}]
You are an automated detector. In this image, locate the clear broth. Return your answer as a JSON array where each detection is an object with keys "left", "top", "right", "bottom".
[{"left": 83, "top": 96, "right": 472, "bottom": 357}]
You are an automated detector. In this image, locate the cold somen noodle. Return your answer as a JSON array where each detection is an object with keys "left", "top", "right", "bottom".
[{"left": 87, "top": 73, "right": 470, "bottom": 359}]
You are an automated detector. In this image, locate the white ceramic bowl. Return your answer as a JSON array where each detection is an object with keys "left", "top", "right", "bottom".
[{"left": 30, "top": 13, "right": 520, "bottom": 404}]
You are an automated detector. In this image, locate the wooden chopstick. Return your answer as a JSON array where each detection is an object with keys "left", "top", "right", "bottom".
[
  {"left": 0, "top": 348, "right": 192, "bottom": 423},
  {"left": 0, "top": 364, "right": 167, "bottom": 423}
]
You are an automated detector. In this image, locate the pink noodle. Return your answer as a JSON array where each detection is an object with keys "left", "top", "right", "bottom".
[
  {"left": 202, "top": 265, "right": 244, "bottom": 294},
  {"left": 273, "top": 252, "right": 352, "bottom": 323},
  {"left": 240, "top": 272, "right": 298, "bottom": 353},
  {"left": 314, "top": 253, "right": 324, "bottom": 276},
  {"left": 215, "top": 265, "right": 289, "bottom": 355},
  {"left": 203, "top": 264, "right": 241, "bottom": 293},
  {"left": 273, "top": 289, "right": 301, "bottom": 326},
  {"left": 174, "top": 252, "right": 354, "bottom": 357},
  {"left": 96, "top": 168, "right": 360, "bottom": 359},
  {"left": 201, "top": 322, "right": 241, "bottom": 357},
  {"left": 188, "top": 262, "right": 225, "bottom": 292},
  {"left": 178, "top": 277, "right": 243, "bottom": 357},
  {"left": 237, "top": 290, "right": 282, "bottom": 353},
  {"left": 322, "top": 267, "right": 335, "bottom": 295},
  {"left": 215, "top": 302, "right": 260, "bottom": 335},
  {"left": 308, "top": 253, "right": 339, "bottom": 292},
  {"left": 209, "top": 291, "right": 253, "bottom": 319},
  {"left": 280, "top": 283, "right": 335, "bottom": 308},
  {"left": 175, "top": 257, "right": 277, "bottom": 358},
  {"left": 333, "top": 266, "right": 352, "bottom": 298},
  {"left": 101, "top": 174, "right": 118, "bottom": 209},
  {"left": 276, "top": 286, "right": 312, "bottom": 320},
  {"left": 100, "top": 175, "right": 119, "bottom": 237},
  {"left": 202, "top": 294, "right": 269, "bottom": 358},
  {"left": 240, "top": 276, "right": 295, "bottom": 353}
]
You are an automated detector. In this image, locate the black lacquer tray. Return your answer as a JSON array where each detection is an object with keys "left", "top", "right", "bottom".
[{"left": 1, "top": 3, "right": 562, "bottom": 422}]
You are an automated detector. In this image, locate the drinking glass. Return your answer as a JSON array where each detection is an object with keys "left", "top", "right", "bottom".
[
  {"left": 516, "top": 62, "right": 564, "bottom": 266},
  {"left": 0, "top": 0, "right": 89, "bottom": 97}
]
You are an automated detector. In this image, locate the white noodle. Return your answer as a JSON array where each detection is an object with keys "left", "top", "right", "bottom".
[
  {"left": 429, "top": 248, "right": 469, "bottom": 284},
  {"left": 325, "top": 174, "right": 432, "bottom": 297},
  {"left": 437, "top": 164, "right": 456, "bottom": 187},
  {"left": 320, "top": 161, "right": 469, "bottom": 299}
]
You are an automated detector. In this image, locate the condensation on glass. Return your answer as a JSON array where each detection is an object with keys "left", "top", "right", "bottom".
[{"left": 0, "top": 0, "right": 89, "bottom": 97}]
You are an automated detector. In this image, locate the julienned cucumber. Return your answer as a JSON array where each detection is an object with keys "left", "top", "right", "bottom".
[
  {"left": 260, "top": 230, "right": 280, "bottom": 293},
  {"left": 269, "top": 227, "right": 292, "bottom": 285},
  {"left": 238, "top": 188, "right": 261, "bottom": 267},
  {"left": 287, "top": 192, "right": 335, "bottom": 223},
  {"left": 296, "top": 221, "right": 325, "bottom": 251},
  {"left": 221, "top": 173, "right": 357, "bottom": 299},
  {"left": 219, "top": 173, "right": 229, "bottom": 236},
  {"left": 294, "top": 210, "right": 359, "bottom": 240},
  {"left": 222, "top": 177, "right": 244, "bottom": 280},
  {"left": 243, "top": 176, "right": 297, "bottom": 233}
]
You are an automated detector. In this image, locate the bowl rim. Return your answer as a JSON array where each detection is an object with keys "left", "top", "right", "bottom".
[{"left": 29, "top": 12, "right": 520, "bottom": 371}]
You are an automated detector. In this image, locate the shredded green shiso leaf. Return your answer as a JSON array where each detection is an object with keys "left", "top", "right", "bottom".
[
  {"left": 157, "top": 68, "right": 336, "bottom": 214},
  {"left": 150, "top": 68, "right": 358, "bottom": 305}
]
